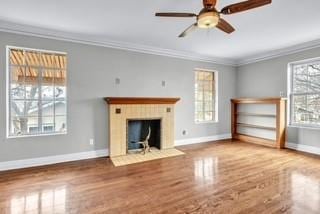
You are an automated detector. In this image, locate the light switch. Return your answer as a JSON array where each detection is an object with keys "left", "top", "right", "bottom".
[
  {"left": 115, "top": 78, "right": 120, "bottom": 85},
  {"left": 162, "top": 81, "right": 166, "bottom": 87}
]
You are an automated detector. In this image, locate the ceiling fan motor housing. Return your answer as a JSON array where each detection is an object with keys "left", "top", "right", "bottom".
[{"left": 197, "top": 11, "right": 220, "bottom": 29}]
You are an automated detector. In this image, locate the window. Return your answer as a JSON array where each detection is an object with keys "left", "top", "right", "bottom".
[
  {"left": 7, "top": 46, "right": 67, "bottom": 137},
  {"left": 289, "top": 58, "right": 320, "bottom": 127},
  {"left": 195, "top": 69, "right": 217, "bottom": 123},
  {"left": 28, "top": 126, "right": 39, "bottom": 134},
  {"left": 43, "top": 125, "right": 54, "bottom": 132}
]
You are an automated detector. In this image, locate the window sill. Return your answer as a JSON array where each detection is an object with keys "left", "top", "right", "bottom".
[
  {"left": 7, "top": 132, "right": 67, "bottom": 139},
  {"left": 288, "top": 125, "right": 320, "bottom": 131},
  {"left": 195, "top": 121, "right": 219, "bottom": 125}
]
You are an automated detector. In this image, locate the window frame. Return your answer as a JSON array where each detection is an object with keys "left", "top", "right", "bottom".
[
  {"left": 6, "top": 46, "right": 68, "bottom": 138},
  {"left": 288, "top": 57, "right": 320, "bottom": 129},
  {"left": 194, "top": 68, "right": 219, "bottom": 124}
]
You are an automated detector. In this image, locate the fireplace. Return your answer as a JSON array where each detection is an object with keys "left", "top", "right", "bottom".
[
  {"left": 127, "top": 119, "right": 161, "bottom": 153},
  {"left": 104, "top": 97, "right": 180, "bottom": 157}
]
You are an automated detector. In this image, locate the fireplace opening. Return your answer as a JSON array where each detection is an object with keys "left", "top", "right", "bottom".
[{"left": 127, "top": 119, "right": 161, "bottom": 153}]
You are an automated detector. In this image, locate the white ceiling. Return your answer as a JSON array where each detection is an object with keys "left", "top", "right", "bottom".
[{"left": 0, "top": 0, "right": 320, "bottom": 65}]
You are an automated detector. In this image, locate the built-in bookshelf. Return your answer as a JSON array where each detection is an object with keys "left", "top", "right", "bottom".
[{"left": 231, "top": 98, "right": 287, "bottom": 149}]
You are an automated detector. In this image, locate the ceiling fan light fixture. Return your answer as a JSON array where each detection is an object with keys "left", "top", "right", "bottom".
[{"left": 197, "top": 11, "right": 219, "bottom": 29}]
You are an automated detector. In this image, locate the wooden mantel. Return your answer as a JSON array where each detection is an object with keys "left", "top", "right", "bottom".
[{"left": 104, "top": 97, "right": 180, "bottom": 105}]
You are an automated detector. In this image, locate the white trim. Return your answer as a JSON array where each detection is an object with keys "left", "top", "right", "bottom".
[
  {"left": 288, "top": 123, "right": 320, "bottom": 130},
  {"left": 6, "top": 132, "right": 67, "bottom": 139},
  {"left": 215, "top": 70, "right": 219, "bottom": 123},
  {"left": 2, "top": 139, "right": 318, "bottom": 171},
  {"left": 288, "top": 56, "right": 320, "bottom": 66},
  {"left": 0, "top": 149, "right": 108, "bottom": 171},
  {"left": 175, "top": 133, "right": 231, "bottom": 146},
  {"left": 0, "top": 133, "right": 232, "bottom": 171},
  {"left": 2, "top": 20, "right": 320, "bottom": 67},
  {"left": 237, "top": 39, "right": 320, "bottom": 66},
  {"left": 288, "top": 125, "right": 320, "bottom": 131},
  {"left": 287, "top": 62, "right": 292, "bottom": 127},
  {"left": 6, "top": 46, "right": 10, "bottom": 139},
  {"left": 7, "top": 45, "right": 67, "bottom": 55},
  {"left": 195, "top": 121, "right": 219, "bottom": 124},
  {"left": 0, "top": 21, "right": 236, "bottom": 66},
  {"left": 286, "top": 142, "right": 320, "bottom": 156}
]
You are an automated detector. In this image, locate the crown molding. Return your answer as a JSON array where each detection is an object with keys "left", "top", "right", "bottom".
[
  {"left": 1, "top": 20, "right": 320, "bottom": 67},
  {"left": 0, "top": 20, "right": 237, "bottom": 66},
  {"left": 236, "top": 38, "right": 320, "bottom": 66}
]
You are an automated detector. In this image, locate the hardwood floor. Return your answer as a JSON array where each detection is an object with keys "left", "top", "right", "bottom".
[{"left": 1, "top": 140, "right": 320, "bottom": 214}]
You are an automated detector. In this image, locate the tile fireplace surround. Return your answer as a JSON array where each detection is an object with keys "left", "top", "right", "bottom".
[{"left": 104, "top": 97, "right": 180, "bottom": 157}]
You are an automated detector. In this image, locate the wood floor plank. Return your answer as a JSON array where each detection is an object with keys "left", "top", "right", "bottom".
[{"left": 1, "top": 140, "right": 320, "bottom": 213}]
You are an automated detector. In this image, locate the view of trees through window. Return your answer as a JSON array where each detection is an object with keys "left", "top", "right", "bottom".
[
  {"left": 8, "top": 47, "right": 67, "bottom": 137},
  {"left": 195, "top": 70, "right": 216, "bottom": 123},
  {"left": 290, "top": 60, "right": 320, "bottom": 126}
]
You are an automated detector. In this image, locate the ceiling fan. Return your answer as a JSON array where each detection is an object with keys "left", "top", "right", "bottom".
[{"left": 155, "top": 0, "right": 272, "bottom": 37}]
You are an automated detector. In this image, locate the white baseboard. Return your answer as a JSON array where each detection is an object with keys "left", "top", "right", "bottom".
[
  {"left": 175, "top": 133, "right": 232, "bottom": 146},
  {"left": 0, "top": 149, "right": 108, "bottom": 171},
  {"left": 2, "top": 139, "right": 318, "bottom": 172},
  {"left": 0, "top": 134, "right": 231, "bottom": 172},
  {"left": 286, "top": 142, "right": 320, "bottom": 156},
  {"left": 175, "top": 136, "right": 320, "bottom": 157}
]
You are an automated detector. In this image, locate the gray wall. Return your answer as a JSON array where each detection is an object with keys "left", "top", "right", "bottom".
[
  {"left": 237, "top": 47, "right": 320, "bottom": 147},
  {"left": 0, "top": 31, "right": 237, "bottom": 162}
]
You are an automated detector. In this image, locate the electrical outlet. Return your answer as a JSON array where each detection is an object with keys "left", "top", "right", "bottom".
[
  {"left": 280, "top": 91, "right": 285, "bottom": 97},
  {"left": 89, "top": 139, "right": 94, "bottom": 146}
]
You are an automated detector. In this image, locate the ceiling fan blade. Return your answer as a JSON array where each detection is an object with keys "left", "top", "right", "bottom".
[
  {"left": 216, "top": 19, "right": 235, "bottom": 34},
  {"left": 179, "top": 23, "right": 198, "bottom": 38},
  {"left": 203, "top": 0, "right": 217, "bottom": 8},
  {"left": 155, "top": 12, "right": 197, "bottom": 17},
  {"left": 221, "top": 0, "right": 271, "bottom": 15}
]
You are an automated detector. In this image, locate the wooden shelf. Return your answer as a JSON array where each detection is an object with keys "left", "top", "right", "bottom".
[
  {"left": 236, "top": 112, "right": 276, "bottom": 118},
  {"left": 231, "top": 97, "right": 287, "bottom": 149},
  {"left": 231, "top": 97, "right": 287, "bottom": 104},
  {"left": 233, "top": 134, "right": 276, "bottom": 148},
  {"left": 237, "top": 123, "right": 276, "bottom": 131}
]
